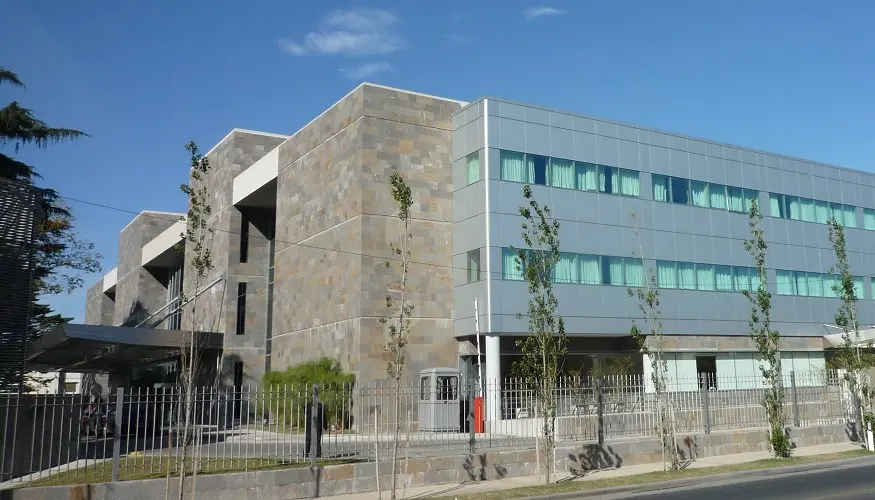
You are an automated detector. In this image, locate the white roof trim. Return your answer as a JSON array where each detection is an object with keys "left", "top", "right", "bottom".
[
  {"left": 101, "top": 267, "right": 117, "bottom": 293},
  {"left": 361, "top": 82, "right": 468, "bottom": 106},
  {"left": 204, "top": 128, "right": 290, "bottom": 159},
  {"left": 141, "top": 219, "right": 186, "bottom": 266},
  {"left": 232, "top": 147, "right": 279, "bottom": 205},
  {"left": 119, "top": 210, "right": 184, "bottom": 233}
]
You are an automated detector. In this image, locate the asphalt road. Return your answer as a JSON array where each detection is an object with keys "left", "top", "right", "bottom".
[{"left": 622, "top": 459, "right": 875, "bottom": 500}]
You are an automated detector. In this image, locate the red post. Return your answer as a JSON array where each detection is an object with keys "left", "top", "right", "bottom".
[{"left": 473, "top": 396, "right": 485, "bottom": 433}]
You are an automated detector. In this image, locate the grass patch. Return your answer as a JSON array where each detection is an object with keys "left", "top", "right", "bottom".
[
  {"left": 440, "top": 449, "right": 874, "bottom": 500},
  {"left": 21, "top": 456, "right": 357, "bottom": 488}
]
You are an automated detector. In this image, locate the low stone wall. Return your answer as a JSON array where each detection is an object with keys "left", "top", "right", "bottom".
[{"left": 8, "top": 423, "right": 855, "bottom": 500}]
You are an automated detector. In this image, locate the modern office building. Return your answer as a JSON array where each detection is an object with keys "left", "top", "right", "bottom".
[{"left": 71, "top": 83, "right": 875, "bottom": 408}]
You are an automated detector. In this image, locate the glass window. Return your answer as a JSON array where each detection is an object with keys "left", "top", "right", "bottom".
[
  {"left": 602, "top": 256, "right": 625, "bottom": 285},
  {"left": 815, "top": 201, "right": 830, "bottom": 223},
  {"left": 691, "top": 181, "right": 710, "bottom": 208},
  {"left": 625, "top": 257, "right": 645, "bottom": 287},
  {"left": 750, "top": 267, "right": 762, "bottom": 291},
  {"left": 807, "top": 273, "right": 824, "bottom": 297},
  {"left": 727, "top": 186, "right": 745, "bottom": 213},
  {"left": 854, "top": 277, "right": 865, "bottom": 299},
  {"left": 871, "top": 278, "right": 875, "bottom": 301},
  {"left": 743, "top": 190, "right": 759, "bottom": 214},
  {"left": 769, "top": 193, "right": 785, "bottom": 218},
  {"left": 733, "top": 267, "right": 751, "bottom": 292},
  {"left": 830, "top": 203, "right": 844, "bottom": 226},
  {"left": 864, "top": 209, "right": 875, "bottom": 230},
  {"left": 785, "top": 196, "right": 801, "bottom": 220},
  {"left": 657, "top": 261, "right": 677, "bottom": 288},
  {"left": 776, "top": 270, "right": 796, "bottom": 295},
  {"left": 843, "top": 205, "right": 857, "bottom": 228},
  {"left": 549, "top": 157, "right": 575, "bottom": 189},
  {"left": 671, "top": 177, "right": 690, "bottom": 205},
  {"left": 500, "top": 151, "right": 527, "bottom": 182},
  {"left": 579, "top": 254, "right": 601, "bottom": 284},
  {"left": 795, "top": 271, "right": 809, "bottom": 296},
  {"left": 576, "top": 162, "right": 598, "bottom": 191},
  {"left": 653, "top": 174, "right": 670, "bottom": 202},
  {"left": 502, "top": 248, "right": 523, "bottom": 280},
  {"left": 599, "top": 166, "right": 618, "bottom": 194},
  {"left": 823, "top": 274, "right": 838, "bottom": 298},
  {"left": 800, "top": 198, "right": 816, "bottom": 222},
  {"left": 420, "top": 377, "right": 430, "bottom": 400},
  {"left": 467, "top": 249, "right": 481, "bottom": 283},
  {"left": 436, "top": 376, "right": 458, "bottom": 400},
  {"left": 696, "top": 264, "right": 716, "bottom": 291},
  {"left": 618, "top": 169, "right": 640, "bottom": 197},
  {"left": 710, "top": 184, "right": 727, "bottom": 210},
  {"left": 554, "top": 252, "right": 578, "bottom": 283},
  {"left": 466, "top": 152, "right": 480, "bottom": 185},
  {"left": 528, "top": 154, "right": 548, "bottom": 186},
  {"left": 715, "top": 265, "right": 733, "bottom": 291},
  {"left": 677, "top": 262, "right": 696, "bottom": 290},
  {"left": 236, "top": 282, "right": 247, "bottom": 335}
]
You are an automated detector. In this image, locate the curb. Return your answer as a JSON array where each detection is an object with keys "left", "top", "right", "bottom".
[{"left": 521, "top": 455, "right": 875, "bottom": 500}]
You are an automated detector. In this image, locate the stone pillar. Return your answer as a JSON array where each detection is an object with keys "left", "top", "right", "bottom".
[{"left": 485, "top": 334, "right": 501, "bottom": 421}]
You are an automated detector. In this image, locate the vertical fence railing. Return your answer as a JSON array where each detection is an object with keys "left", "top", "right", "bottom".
[{"left": 0, "top": 369, "right": 855, "bottom": 486}]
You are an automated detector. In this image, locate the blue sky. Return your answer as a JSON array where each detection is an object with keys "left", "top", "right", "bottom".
[{"left": 1, "top": 1, "right": 873, "bottom": 322}]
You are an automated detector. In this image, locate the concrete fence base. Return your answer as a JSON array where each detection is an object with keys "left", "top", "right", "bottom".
[{"left": 6, "top": 423, "right": 857, "bottom": 500}]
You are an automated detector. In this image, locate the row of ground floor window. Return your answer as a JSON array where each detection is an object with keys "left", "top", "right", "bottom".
[{"left": 462, "top": 350, "right": 827, "bottom": 391}]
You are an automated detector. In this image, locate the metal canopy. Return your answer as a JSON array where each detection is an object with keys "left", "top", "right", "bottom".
[{"left": 25, "top": 323, "right": 223, "bottom": 372}]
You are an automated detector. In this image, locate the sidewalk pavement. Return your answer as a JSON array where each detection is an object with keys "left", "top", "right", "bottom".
[{"left": 326, "top": 442, "right": 863, "bottom": 500}]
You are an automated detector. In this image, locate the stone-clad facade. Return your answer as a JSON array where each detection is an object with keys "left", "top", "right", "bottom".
[
  {"left": 272, "top": 85, "right": 462, "bottom": 383},
  {"left": 112, "top": 211, "right": 182, "bottom": 326},
  {"left": 84, "top": 278, "right": 114, "bottom": 325},
  {"left": 185, "top": 130, "right": 288, "bottom": 387}
]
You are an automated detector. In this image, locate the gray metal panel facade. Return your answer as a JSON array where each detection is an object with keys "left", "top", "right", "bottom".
[{"left": 455, "top": 97, "right": 875, "bottom": 339}]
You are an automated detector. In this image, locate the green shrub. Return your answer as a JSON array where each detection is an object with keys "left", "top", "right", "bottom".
[{"left": 260, "top": 358, "right": 355, "bottom": 430}]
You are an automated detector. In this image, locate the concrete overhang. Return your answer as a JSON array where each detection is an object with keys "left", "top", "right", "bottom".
[
  {"left": 141, "top": 219, "right": 186, "bottom": 267},
  {"left": 25, "top": 323, "right": 223, "bottom": 372},
  {"left": 232, "top": 147, "right": 279, "bottom": 207},
  {"left": 101, "top": 267, "right": 117, "bottom": 294}
]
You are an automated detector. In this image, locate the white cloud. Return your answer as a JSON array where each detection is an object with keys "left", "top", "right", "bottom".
[
  {"left": 339, "top": 61, "right": 395, "bottom": 80},
  {"left": 525, "top": 6, "right": 565, "bottom": 20},
  {"left": 445, "top": 33, "right": 472, "bottom": 45},
  {"left": 278, "top": 9, "right": 404, "bottom": 57}
]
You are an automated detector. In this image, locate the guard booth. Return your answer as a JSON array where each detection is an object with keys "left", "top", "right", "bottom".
[{"left": 418, "top": 368, "right": 461, "bottom": 432}]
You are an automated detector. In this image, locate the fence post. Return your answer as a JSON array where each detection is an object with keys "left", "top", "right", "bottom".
[
  {"left": 596, "top": 375, "right": 604, "bottom": 445},
  {"left": 790, "top": 371, "right": 800, "bottom": 427},
  {"left": 111, "top": 387, "right": 124, "bottom": 482},
  {"left": 700, "top": 374, "right": 710, "bottom": 435},
  {"left": 468, "top": 383, "right": 475, "bottom": 455},
  {"left": 310, "top": 384, "right": 319, "bottom": 468}
]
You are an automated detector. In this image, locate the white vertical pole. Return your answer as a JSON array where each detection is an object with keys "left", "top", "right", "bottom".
[
  {"left": 475, "top": 298, "right": 483, "bottom": 398},
  {"left": 485, "top": 334, "right": 501, "bottom": 421}
]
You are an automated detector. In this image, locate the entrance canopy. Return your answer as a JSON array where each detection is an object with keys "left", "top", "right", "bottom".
[
  {"left": 25, "top": 323, "right": 223, "bottom": 372},
  {"left": 822, "top": 325, "right": 875, "bottom": 348}
]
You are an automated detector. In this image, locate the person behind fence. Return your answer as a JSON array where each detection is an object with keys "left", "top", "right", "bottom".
[{"left": 305, "top": 399, "right": 327, "bottom": 457}]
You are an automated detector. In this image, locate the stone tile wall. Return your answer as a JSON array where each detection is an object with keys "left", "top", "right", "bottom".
[
  {"left": 272, "top": 85, "right": 462, "bottom": 384},
  {"left": 84, "top": 279, "right": 114, "bottom": 325},
  {"left": 112, "top": 211, "right": 181, "bottom": 326},
  {"left": 183, "top": 130, "right": 286, "bottom": 385}
]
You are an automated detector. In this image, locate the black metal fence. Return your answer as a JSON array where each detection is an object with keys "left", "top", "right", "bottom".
[{"left": 0, "top": 370, "right": 850, "bottom": 486}]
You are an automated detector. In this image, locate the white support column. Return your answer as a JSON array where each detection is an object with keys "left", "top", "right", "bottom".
[{"left": 485, "top": 334, "right": 501, "bottom": 421}]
